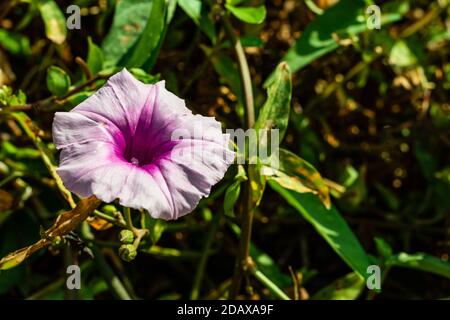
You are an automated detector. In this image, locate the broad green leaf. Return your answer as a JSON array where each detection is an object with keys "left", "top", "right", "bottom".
[
  {"left": 254, "top": 62, "right": 292, "bottom": 143},
  {"left": 264, "top": 0, "right": 404, "bottom": 86},
  {"left": 87, "top": 37, "right": 104, "bottom": 75},
  {"left": 0, "top": 29, "right": 31, "bottom": 56},
  {"left": 388, "top": 253, "right": 450, "bottom": 280},
  {"left": 122, "top": 0, "right": 166, "bottom": 68},
  {"left": 225, "top": 4, "right": 267, "bottom": 24},
  {"left": 37, "top": 0, "right": 67, "bottom": 45},
  {"left": 311, "top": 272, "right": 365, "bottom": 300},
  {"left": 46, "top": 66, "right": 71, "bottom": 97},
  {"left": 102, "top": 0, "right": 153, "bottom": 67},
  {"left": 224, "top": 165, "right": 247, "bottom": 217},
  {"left": 263, "top": 148, "right": 330, "bottom": 209},
  {"left": 269, "top": 180, "right": 371, "bottom": 279},
  {"left": 178, "top": 0, "right": 215, "bottom": 41}
]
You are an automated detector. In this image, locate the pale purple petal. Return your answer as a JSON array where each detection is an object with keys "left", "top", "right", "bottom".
[{"left": 53, "top": 68, "right": 235, "bottom": 220}]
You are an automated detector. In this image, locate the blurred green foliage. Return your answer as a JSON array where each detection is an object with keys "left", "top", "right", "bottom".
[{"left": 0, "top": 0, "right": 449, "bottom": 300}]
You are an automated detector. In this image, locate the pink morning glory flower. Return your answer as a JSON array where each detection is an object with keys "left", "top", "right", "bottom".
[{"left": 52, "top": 69, "right": 235, "bottom": 220}]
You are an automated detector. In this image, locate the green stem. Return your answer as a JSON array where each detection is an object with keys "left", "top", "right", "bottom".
[
  {"left": 221, "top": 11, "right": 256, "bottom": 299},
  {"left": 250, "top": 265, "right": 291, "bottom": 300},
  {"left": 124, "top": 207, "right": 135, "bottom": 233},
  {"left": 221, "top": 13, "right": 255, "bottom": 129},
  {"left": 91, "top": 245, "right": 132, "bottom": 300},
  {"left": 92, "top": 209, "right": 126, "bottom": 227},
  {"left": 190, "top": 213, "right": 221, "bottom": 300}
]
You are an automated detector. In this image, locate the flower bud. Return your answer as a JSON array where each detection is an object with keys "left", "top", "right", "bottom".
[
  {"left": 119, "top": 244, "right": 137, "bottom": 262},
  {"left": 119, "top": 229, "right": 135, "bottom": 244}
]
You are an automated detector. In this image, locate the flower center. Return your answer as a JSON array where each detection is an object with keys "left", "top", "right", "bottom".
[
  {"left": 123, "top": 141, "right": 155, "bottom": 167},
  {"left": 130, "top": 157, "right": 140, "bottom": 166}
]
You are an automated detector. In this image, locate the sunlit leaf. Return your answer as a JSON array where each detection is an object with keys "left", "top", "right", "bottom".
[
  {"left": 37, "top": 0, "right": 67, "bottom": 45},
  {"left": 225, "top": 4, "right": 267, "bottom": 24},
  {"left": 263, "top": 148, "right": 331, "bottom": 209},
  {"left": 122, "top": 0, "right": 166, "bottom": 68},
  {"left": 102, "top": 0, "right": 153, "bottom": 67},
  {"left": 87, "top": 37, "right": 104, "bottom": 75}
]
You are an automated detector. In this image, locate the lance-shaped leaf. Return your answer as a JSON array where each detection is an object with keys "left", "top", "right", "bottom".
[
  {"left": 38, "top": 0, "right": 67, "bottom": 45},
  {"left": 0, "top": 196, "right": 101, "bottom": 270},
  {"left": 121, "top": 0, "right": 166, "bottom": 68},
  {"left": 263, "top": 148, "right": 331, "bottom": 209},
  {"left": 254, "top": 62, "right": 292, "bottom": 143},
  {"left": 249, "top": 62, "right": 292, "bottom": 207},
  {"left": 269, "top": 180, "right": 371, "bottom": 280}
]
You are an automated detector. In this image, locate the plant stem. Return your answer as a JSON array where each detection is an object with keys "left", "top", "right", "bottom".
[
  {"left": 221, "top": 13, "right": 255, "bottom": 129},
  {"left": 124, "top": 207, "right": 135, "bottom": 233},
  {"left": 250, "top": 264, "right": 291, "bottom": 300},
  {"left": 221, "top": 12, "right": 256, "bottom": 299},
  {"left": 190, "top": 213, "right": 221, "bottom": 299},
  {"left": 91, "top": 245, "right": 132, "bottom": 300},
  {"left": 92, "top": 209, "right": 126, "bottom": 227}
]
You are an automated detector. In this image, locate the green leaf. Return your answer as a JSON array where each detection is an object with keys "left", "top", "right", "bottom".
[
  {"left": 121, "top": 0, "right": 166, "bottom": 68},
  {"left": 263, "top": 148, "right": 331, "bottom": 209},
  {"left": 264, "top": 0, "right": 404, "bottom": 86},
  {"left": 374, "top": 237, "right": 393, "bottom": 259},
  {"left": 178, "top": 0, "right": 215, "bottom": 41},
  {"left": 225, "top": 4, "right": 267, "bottom": 24},
  {"left": 0, "top": 29, "right": 31, "bottom": 56},
  {"left": 224, "top": 165, "right": 247, "bottom": 217},
  {"left": 254, "top": 62, "right": 292, "bottom": 143},
  {"left": 0, "top": 86, "right": 27, "bottom": 107},
  {"left": 37, "top": 0, "right": 67, "bottom": 45},
  {"left": 269, "top": 180, "right": 371, "bottom": 279},
  {"left": 389, "top": 40, "right": 418, "bottom": 68},
  {"left": 46, "top": 66, "right": 71, "bottom": 97},
  {"left": 86, "top": 37, "right": 104, "bottom": 75},
  {"left": 144, "top": 215, "right": 167, "bottom": 245},
  {"left": 388, "top": 253, "right": 450, "bottom": 280},
  {"left": 311, "top": 272, "right": 365, "bottom": 300},
  {"left": 129, "top": 68, "right": 160, "bottom": 84},
  {"left": 102, "top": 0, "right": 153, "bottom": 67}
]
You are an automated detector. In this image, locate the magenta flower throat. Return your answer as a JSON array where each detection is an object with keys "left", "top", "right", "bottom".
[{"left": 53, "top": 69, "right": 235, "bottom": 220}]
